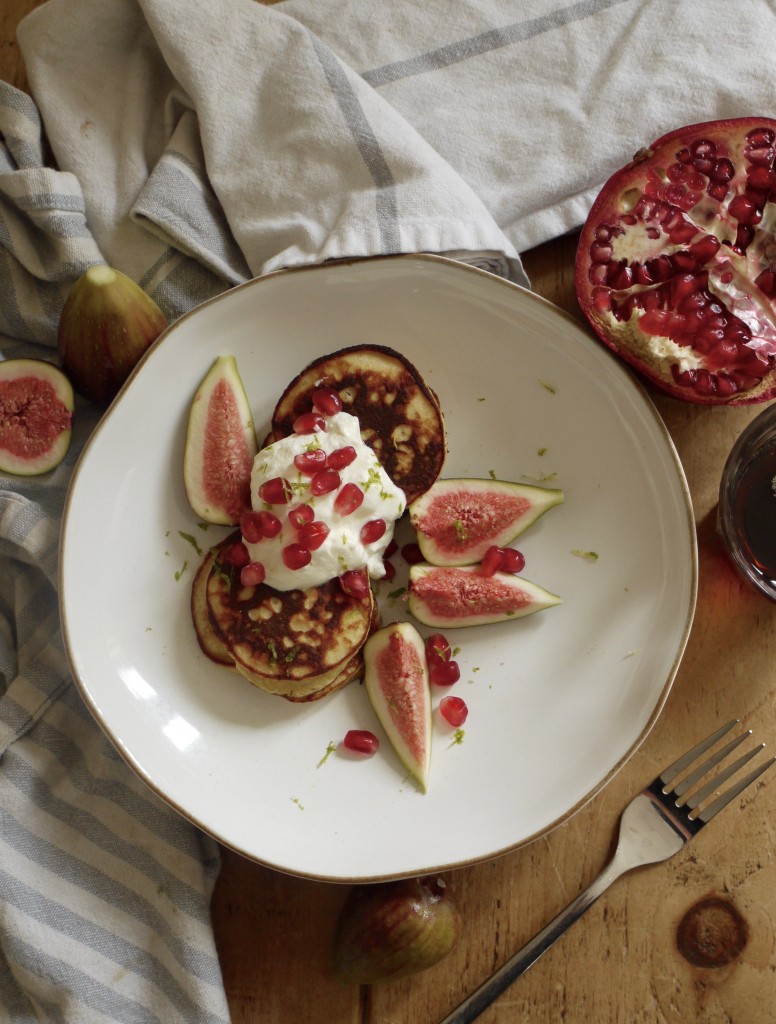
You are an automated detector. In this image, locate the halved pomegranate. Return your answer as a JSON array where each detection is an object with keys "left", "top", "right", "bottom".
[{"left": 575, "top": 118, "right": 776, "bottom": 404}]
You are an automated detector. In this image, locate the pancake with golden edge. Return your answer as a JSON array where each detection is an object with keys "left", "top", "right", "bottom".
[
  {"left": 269, "top": 344, "right": 446, "bottom": 505},
  {"left": 191, "top": 344, "right": 445, "bottom": 702}
]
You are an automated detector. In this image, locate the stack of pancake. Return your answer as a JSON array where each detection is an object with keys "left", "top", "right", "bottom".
[{"left": 191, "top": 345, "right": 446, "bottom": 702}]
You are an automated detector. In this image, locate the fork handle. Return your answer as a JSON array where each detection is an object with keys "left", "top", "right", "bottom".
[{"left": 439, "top": 858, "right": 625, "bottom": 1024}]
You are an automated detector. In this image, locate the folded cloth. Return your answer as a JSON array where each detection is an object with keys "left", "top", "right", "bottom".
[{"left": 2, "top": 0, "right": 776, "bottom": 1019}]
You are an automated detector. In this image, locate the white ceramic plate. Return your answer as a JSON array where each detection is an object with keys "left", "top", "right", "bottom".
[{"left": 61, "top": 255, "right": 697, "bottom": 881}]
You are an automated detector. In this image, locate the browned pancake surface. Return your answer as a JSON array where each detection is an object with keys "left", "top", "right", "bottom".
[
  {"left": 270, "top": 345, "right": 445, "bottom": 504},
  {"left": 206, "top": 534, "right": 374, "bottom": 685}
]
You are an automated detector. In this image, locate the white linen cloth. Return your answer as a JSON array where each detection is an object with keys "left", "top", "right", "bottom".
[{"left": 2, "top": 0, "right": 775, "bottom": 1019}]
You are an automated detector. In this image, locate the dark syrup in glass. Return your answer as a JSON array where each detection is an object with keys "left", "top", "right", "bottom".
[{"left": 731, "top": 442, "right": 776, "bottom": 589}]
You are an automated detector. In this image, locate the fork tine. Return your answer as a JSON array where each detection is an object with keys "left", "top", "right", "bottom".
[
  {"left": 660, "top": 719, "right": 737, "bottom": 786},
  {"left": 684, "top": 744, "right": 764, "bottom": 811},
  {"left": 670, "top": 731, "right": 751, "bottom": 800},
  {"left": 696, "top": 755, "right": 776, "bottom": 823}
]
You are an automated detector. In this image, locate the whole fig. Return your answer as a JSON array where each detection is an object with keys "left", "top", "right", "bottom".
[
  {"left": 332, "top": 876, "right": 462, "bottom": 984},
  {"left": 58, "top": 264, "right": 168, "bottom": 405}
]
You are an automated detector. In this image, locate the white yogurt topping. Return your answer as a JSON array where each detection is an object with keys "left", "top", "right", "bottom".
[{"left": 246, "top": 411, "right": 406, "bottom": 590}]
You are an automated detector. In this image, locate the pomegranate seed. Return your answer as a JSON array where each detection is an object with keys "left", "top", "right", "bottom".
[
  {"left": 240, "top": 562, "right": 266, "bottom": 587},
  {"left": 298, "top": 520, "right": 330, "bottom": 550},
  {"left": 339, "top": 569, "right": 370, "bottom": 599},
  {"left": 256, "top": 510, "right": 282, "bottom": 537},
  {"left": 282, "top": 544, "right": 311, "bottom": 570},
  {"left": 239, "top": 511, "right": 265, "bottom": 544},
  {"left": 224, "top": 541, "right": 250, "bottom": 568},
  {"left": 294, "top": 448, "right": 327, "bottom": 475},
  {"left": 259, "top": 477, "right": 293, "bottom": 504},
  {"left": 288, "top": 503, "right": 315, "bottom": 529},
  {"left": 401, "top": 542, "right": 424, "bottom": 565},
  {"left": 343, "top": 730, "right": 379, "bottom": 755},
  {"left": 501, "top": 548, "right": 526, "bottom": 574},
  {"left": 480, "top": 545, "right": 505, "bottom": 576},
  {"left": 360, "top": 518, "right": 387, "bottom": 544},
  {"left": 425, "top": 632, "right": 451, "bottom": 663},
  {"left": 430, "top": 659, "right": 461, "bottom": 687},
  {"left": 440, "top": 696, "right": 468, "bottom": 727},
  {"left": 310, "top": 467, "right": 340, "bottom": 496},
  {"left": 312, "top": 387, "right": 343, "bottom": 416},
  {"left": 384, "top": 539, "right": 398, "bottom": 558},
  {"left": 381, "top": 559, "right": 396, "bottom": 581},
  {"left": 334, "top": 482, "right": 364, "bottom": 516},
  {"left": 293, "top": 412, "right": 326, "bottom": 435},
  {"left": 327, "top": 445, "right": 357, "bottom": 470}
]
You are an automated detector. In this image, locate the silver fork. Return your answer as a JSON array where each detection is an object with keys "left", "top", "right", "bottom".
[{"left": 441, "top": 720, "right": 775, "bottom": 1024}]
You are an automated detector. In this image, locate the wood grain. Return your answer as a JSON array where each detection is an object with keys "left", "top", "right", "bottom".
[{"left": 4, "top": 3, "right": 775, "bottom": 1022}]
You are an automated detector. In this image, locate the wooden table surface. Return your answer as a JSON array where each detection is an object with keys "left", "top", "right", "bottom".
[{"left": 5, "top": 3, "right": 776, "bottom": 1022}]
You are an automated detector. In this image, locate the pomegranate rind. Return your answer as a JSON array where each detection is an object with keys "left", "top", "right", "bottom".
[
  {"left": 408, "top": 563, "right": 561, "bottom": 628},
  {"left": 409, "top": 477, "right": 564, "bottom": 566},
  {"left": 575, "top": 117, "right": 776, "bottom": 405},
  {"left": 183, "top": 355, "right": 259, "bottom": 525},
  {"left": 364, "top": 621, "right": 432, "bottom": 792},
  {"left": 0, "top": 358, "right": 74, "bottom": 476}
]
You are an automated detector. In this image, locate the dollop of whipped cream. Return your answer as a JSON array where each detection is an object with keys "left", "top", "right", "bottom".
[{"left": 246, "top": 411, "right": 406, "bottom": 590}]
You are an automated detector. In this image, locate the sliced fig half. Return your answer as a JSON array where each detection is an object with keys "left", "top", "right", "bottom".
[
  {"left": 0, "top": 359, "right": 74, "bottom": 476},
  {"left": 409, "top": 478, "right": 564, "bottom": 566},
  {"left": 183, "top": 355, "right": 258, "bottom": 525},
  {"left": 364, "top": 621, "right": 432, "bottom": 792},
  {"left": 408, "top": 563, "right": 561, "bottom": 628},
  {"left": 576, "top": 117, "right": 776, "bottom": 404}
]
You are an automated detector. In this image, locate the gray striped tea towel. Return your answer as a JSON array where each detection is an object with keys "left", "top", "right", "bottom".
[{"left": 3, "top": 0, "right": 776, "bottom": 1019}]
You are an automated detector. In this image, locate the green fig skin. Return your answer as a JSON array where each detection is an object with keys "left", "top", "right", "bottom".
[
  {"left": 58, "top": 264, "right": 168, "bottom": 406},
  {"left": 332, "top": 876, "right": 462, "bottom": 984}
]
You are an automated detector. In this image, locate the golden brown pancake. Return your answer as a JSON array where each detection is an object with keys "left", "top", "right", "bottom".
[
  {"left": 191, "top": 548, "right": 234, "bottom": 666},
  {"left": 204, "top": 533, "right": 374, "bottom": 693},
  {"left": 270, "top": 345, "right": 446, "bottom": 504}
]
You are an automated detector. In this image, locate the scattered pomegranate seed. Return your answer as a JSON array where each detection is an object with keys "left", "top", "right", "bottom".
[
  {"left": 339, "top": 569, "right": 370, "bottom": 599},
  {"left": 293, "top": 412, "right": 326, "bottom": 434},
  {"left": 259, "top": 477, "right": 293, "bottom": 504},
  {"left": 429, "top": 659, "right": 461, "bottom": 687},
  {"left": 501, "top": 547, "right": 526, "bottom": 573},
  {"left": 384, "top": 539, "right": 398, "bottom": 558},
  {"left": 294, "top": 448, "right": 327, "bottom": 475},
  {"left": 311, "top": 467, "right": 341, "bottom": 495},
  {"left": 288, "top": 503, "right": 315, "bottom": 529},
  {"left": 239, "top": 511, "right": 265, "bottom": 544},
  {"left": 256, "top": 510, "right": 282, "bottom": 537},
  {"left": 401, "top": 542, "right": 424, "bottom": 564},
  {"left": 343, "top": 729, "right": 379, "bottom": 755},
  {"left": 312, "top": 386, "right": 343, "bottom": 416},
  {"left": 480, "top": 545, "right": 504, "bottom": 576},
  {"left": 240, "top": 561, "right": 266, "bottom": 587},
  {"left": 381, "top": 559, "right": 396, "bottom": 581},
  {"left": 298, "top": 520, "right": 330, "bottom": 550},
  {"left": 440, "top": 696, "right": 468, "bottom": 727},
  {"left": 425, "top": 632, "right": 451, "bottom": 664},
  {"left": 282, "top": 543, "right": 312, "bottom": 570},
  {"left": 360, "top": 518, "right": 387, "bottom": 544},
  {"left": 224, "top": 541, "right": 250, "bottom": 568},
  {"left": 327, "top": 445, "right": 357, "bottom": 469},
  {"left": 334, "top": 482, "right": 364, "bottom": 516}
]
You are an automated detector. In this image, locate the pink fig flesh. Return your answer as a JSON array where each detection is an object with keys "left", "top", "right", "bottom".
[
  {"left": 332, "top": 876, "right": 462, "bottom": 984},
  {"left": 0, "top": 359, "right": 73, "bottom": 476}
]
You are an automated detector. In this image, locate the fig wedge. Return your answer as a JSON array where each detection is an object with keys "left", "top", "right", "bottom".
[
  {"left": 408, "top": 563, "right": 561, "bottom": 628},
  {"left": 410, "top": 477, "right": 564, "bottom": 566},
  {"left": 183, "top": 355, "right": 258, "bottom": 525},
  {"left": 364, "top": 621, "right": 432, "bottom": 792}
]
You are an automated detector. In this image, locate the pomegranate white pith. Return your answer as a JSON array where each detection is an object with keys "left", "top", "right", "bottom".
[{"left": 576, "top": 118, "right": 776, "bottom": 404}]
